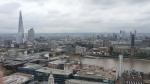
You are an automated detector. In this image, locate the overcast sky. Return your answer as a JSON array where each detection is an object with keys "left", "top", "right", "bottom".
[{"left": 0, "top": 0, "right": 150, "bottom": 33}]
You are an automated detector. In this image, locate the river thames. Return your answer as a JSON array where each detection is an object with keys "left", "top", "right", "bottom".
[{"left": 69, "top": 55, "right": 150, "bottom": 73}]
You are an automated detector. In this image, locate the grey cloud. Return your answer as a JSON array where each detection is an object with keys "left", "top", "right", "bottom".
[
  {"left": 23, "top": 0, "right": 48, "bottom": 6},
  {"left": 85, "top": 0, "right": 150, "bottom": 5},
  {"left": 142, "top": 10, "right": 150, "bottom": 14},
  {"left": 0, "top": 0, "right": 150, "bottom": 33},
  {"left": 126, "top": 0, "right": 150, "bottom": 4},
  {"left": 0, "top": 2, "right": 20, "bottom": 14},
  {"left": 47, "top": 10, "right": 62, "bottom": 17},
  {"left": 135, "top": 15, "right": 150, "bottom": 22},
  {"left": 23, "top": 0, "right": 48, "bottom": 2},
  {"left": 85, "top": 0, "right": 118, "bottom": 5},
  {"left": 84, "top": 20, "right": 101, "bottom": 24}
]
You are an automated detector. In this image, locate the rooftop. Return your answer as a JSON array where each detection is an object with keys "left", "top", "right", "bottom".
[
  {"left": 66, "top": 79, "right": 108, "bottom": 84},
  {"left": 114, "top": 45, "right": 131, "bottom": 49},
  {"left": 122, "top": 70, "right": 150, "bottom": 84},
  {"left": 22, "top": 63, "right": 43, "bottom": 70},
  {"left": 3, "top": 60, "right": 25, "bottom": 66},
  {"left": 15, "top": 55, "right": 41, "bottom": 61},
  {"left": 75, "top": 65, "right": 117, "bottom": 80},
  {"left": 36, "top": 67, "right": 72, "bottom": 75},
  {"left": 3, "top": 73, "right": 34, "bottom": 84},
  {"left": 139, "top": 47, "right": 150, "bottom": 50},
  {"left": 49, "top": 55, "right": 69, "bottom": 61},
  {"left": 49, "top": 59, "right": 66, "bottom": 65},
  {"left": 49, "top": 59, "right": 77, "bottom": 65}
]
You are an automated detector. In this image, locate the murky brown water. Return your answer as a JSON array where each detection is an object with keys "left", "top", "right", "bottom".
[{"left": 70, "top": 55, "right": 150, "bottom": 72}]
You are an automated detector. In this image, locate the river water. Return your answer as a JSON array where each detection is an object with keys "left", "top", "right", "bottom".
[{"left": 69, "top": 55, "right": 150, "bottom": 73}]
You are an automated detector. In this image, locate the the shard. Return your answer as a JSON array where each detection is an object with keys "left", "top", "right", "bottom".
[{"left": 17, "top": 11, "right": 24, "bottom": 43}]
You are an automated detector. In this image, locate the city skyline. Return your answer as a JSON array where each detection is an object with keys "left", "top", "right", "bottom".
[
  {"left": 0, "top": 0, "right": 150, "bottom": 33},
  {"left": 1, "top": 1, "right": 150, "bottom": 84}
]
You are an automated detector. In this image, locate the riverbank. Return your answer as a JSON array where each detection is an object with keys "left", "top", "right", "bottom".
[
  {"left": 101, "top": 55, "right": 150, "bottom": 60},
  {"left": 67, "top": 53, "right": 150, "bottom": 72},
  {"left": 66, "top": 53, "right": 150, "bottom": 61}
]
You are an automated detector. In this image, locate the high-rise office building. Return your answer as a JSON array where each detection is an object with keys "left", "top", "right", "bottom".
[
  {"left": 134, "top": 30, "right": 136, "bottom": 38},
  {"left": 130, "top": 31, "right": 132, "bottom": 38},
  {"left": 17, "top": 11, "right": 24, "bottom": 44},
  {"left": 119, "top": 30, "right": 123, "bottom": 40},
  {"left": 131, "top": 34, "right": 135, "bottom": 48},
  {"left": 28, "top": 28, "right": 34, "bottom": 42},
  {"left": 123, "top": 31, "right": 125, "bottom": 39},
  {"left": 103, "top": 39, "right": 109, "bottom": 47}
]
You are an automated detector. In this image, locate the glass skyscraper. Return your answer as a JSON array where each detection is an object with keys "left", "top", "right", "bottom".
[{"left": 17, "top": 11, "right": 24, "bottom": 44}]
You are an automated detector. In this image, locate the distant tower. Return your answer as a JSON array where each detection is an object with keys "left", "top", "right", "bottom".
[
  {"left": 103, "top": 39, "right": 109, "bottom": 47},
  {"left": 119, "top": 30, "right": 123, "bottom": 41},
  {"left": 131, "top": 34, "right": 135, "bottom": 48},
  {"left": 131, "top": 34, "right": 135, "bottom": 55},
  {"left": 130, "top": 31, "right": 132, "bottom": 38},
  {"left": 17, "top": 11, "right": 24, "bottom": 44},
  {"left": 120, "top": 30, "right": 122, "bottom": 33},
  {"left": 134, "top": 30, "right": 136, "bottom": 38},
  {"left": 48, "top": 71, "right": 54, "bottom": 84},
  {"left": 119, "top": 55, "right": 123, "bottom": 77},
  {"left": 123, "top": 31, "right": 125, "bottom": 39},
  {"left": 28, "top": 28, "right": 34, "bottom": 43}
]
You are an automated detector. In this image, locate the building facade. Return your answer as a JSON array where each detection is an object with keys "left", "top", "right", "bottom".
[{"left": 28, "top": 28, "right": 34, "bottom": 43}]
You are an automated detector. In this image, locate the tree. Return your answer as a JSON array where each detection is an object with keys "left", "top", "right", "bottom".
[{"left": 5, "top": 69, "right": 16, "bottom": 75}]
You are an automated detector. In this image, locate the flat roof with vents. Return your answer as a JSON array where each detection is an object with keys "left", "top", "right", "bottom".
[{"left": 3, "top": 72, "right": 34, "bottom": 84}]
